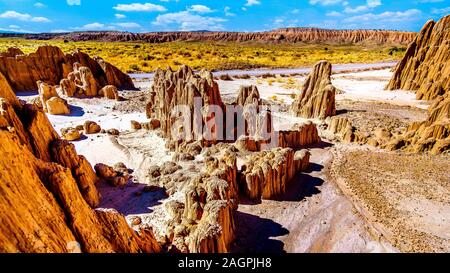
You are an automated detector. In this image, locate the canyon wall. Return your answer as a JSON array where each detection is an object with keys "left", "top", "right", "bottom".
[{"left": 0, "top": 46, "right": 135, "bottom": 92}]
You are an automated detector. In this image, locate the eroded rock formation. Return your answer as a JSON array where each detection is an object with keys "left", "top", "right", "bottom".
[
  {"left": 148, "top": 65, "right": 224, "bottom": 147},
  {"left": 386, "top": 15, "right": 449, "bottom": 100},
  {"left": 291, "top": 61, "right": 336, "bottom": 119},
  {"left": 0, "top": 46, "right": 135, "bottom": 92},
  {"left": 0, "top": 78, "right": 160, "bottom": 253},
  {"left": 150, "top": 151, "right": 238, "bottom": 253},
  {"left": 37, "top": 81, "right": 70, "bottom": 115},
  {"left": 240, "top": 148, "right": 310, "bottom": 200},
  {"left": 236, "top": 122, "right": 321, "bottom": 152},
  {"left": 387, "top": 93, "right": 450, "bottom": 154}
]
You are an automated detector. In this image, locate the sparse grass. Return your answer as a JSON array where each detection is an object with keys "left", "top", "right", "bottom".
[{"left": 0, "top": 38, "right": 406, "bottom": 73}]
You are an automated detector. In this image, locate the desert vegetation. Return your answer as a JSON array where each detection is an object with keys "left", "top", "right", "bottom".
[{"left": 0, "top": 38, "right": 405, "bottom": 73}]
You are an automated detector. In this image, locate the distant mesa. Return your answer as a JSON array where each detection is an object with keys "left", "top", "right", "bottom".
[{"left": 0, "top": 27, "right": 416, "bottom": 45}]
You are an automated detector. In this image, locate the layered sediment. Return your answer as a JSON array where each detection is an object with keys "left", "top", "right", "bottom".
[{"left": 17, "top": 28, "right": 415, "bottom": 45}]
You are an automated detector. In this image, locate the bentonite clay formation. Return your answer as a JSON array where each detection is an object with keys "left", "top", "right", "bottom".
[
  {"left": 0, "top": 46, "right": 135, "bottom": 92},
  {"left": 0, "top": 76, "right": 160, "bottom": 253},
  {"left": 291, "top": 61, "right": 336, "bottom": 120},
  {"left": 240, "top": 148, "right": 310, "bottom": 200},
  {"left": 386, "top": 15, "right": 449, "bottom": 100}
]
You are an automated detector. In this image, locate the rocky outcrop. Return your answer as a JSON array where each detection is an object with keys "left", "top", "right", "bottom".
[
  {"left": 388, "top": 93, "right": 450, "bottom": 154},
  {"left": 325, "top": 117, "right": 367, "bottom": 144},
  {"left": 0, "top": 46, "right": 135, "bottom": 93},
  {"left": 99, "top": 85, "right": 120, "bottom": 100},
  {"left": 291, "top": 61, "right": 336, "bottom": 119},
  {"left": 386, "top": 15, "right": 450, "bottom": 100},
  {"left": 148, "top": 65, "right": 225, "bottom": 147},
  {"left": 95, "top": 163, "right": 130, "bottom": 187},
  {"left": 240, "top": 148, "right": 310, "bottom": 200},
  {"left": 24, "top": 28, "right": 415, "bottom": 45},
  {"left": 37, "top": 81, "right": 70, "bottom": 115},
  {"left": 153, "top": 151, "right": 238, "bottom": 253},
  {"left": 0, "top": 82, "right": 160, "bottom": 253},
  {"left": 236, "top": 122, "right": 321, "bottom": 152}
]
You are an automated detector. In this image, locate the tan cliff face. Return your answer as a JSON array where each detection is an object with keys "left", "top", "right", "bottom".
[
  {"left": 0, "top": 61, "right": 160, "bottom": 253},
  {"left": 0, "top": 46, "right": 135, "bottom": 92},
  {"left": 19, "top": 28, "right": 416, "bottom": 45},
  {"left": 386, "top": 15, "right": 450, "bottom": 100}
]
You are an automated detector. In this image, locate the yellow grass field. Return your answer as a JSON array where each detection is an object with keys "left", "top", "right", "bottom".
[{"left": 0, "top": 38, "right": 406, "bottom": 73}]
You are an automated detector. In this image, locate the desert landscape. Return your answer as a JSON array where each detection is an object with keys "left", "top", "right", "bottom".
[{"left": 0, "top": 1, "right": 449, "bottom": 254}]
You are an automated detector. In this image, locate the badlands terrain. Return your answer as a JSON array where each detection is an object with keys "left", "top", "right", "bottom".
[{"left": 0, "top": 15, "right": 449, "bottom": 253}]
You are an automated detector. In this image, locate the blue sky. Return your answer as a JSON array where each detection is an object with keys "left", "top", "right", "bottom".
[{"left": 0, "top": 0, "right": 449, "bottom": 33}]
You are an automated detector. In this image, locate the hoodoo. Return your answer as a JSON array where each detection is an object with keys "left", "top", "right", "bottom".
[
  {"left": 0, "top": 74, "right": 160, "bottom": 253},
  {"left": 291, "top": 61, "right": 336, "bottom": 120}
]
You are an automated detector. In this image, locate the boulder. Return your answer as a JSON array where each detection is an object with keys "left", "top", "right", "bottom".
[
  {"left": 131, "top": 120, "right": 142, "bottom": 130},
  {"left": 94, "top": 163, "right": 129, "bottom": 187},
  {"left": 83, "top": 121, "right": 101, "bottom": 134},
  {"left": 61, "top": 127, "right": 82, "bottom": 141},
  {"left": 46, "top": 97, "right": 70, "bottom": 115},
  {"left": 98, "top": 85, "right": 119, "bottom": 100}
]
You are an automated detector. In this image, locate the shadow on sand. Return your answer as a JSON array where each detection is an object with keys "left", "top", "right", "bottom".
[
  {"left": 68, "top": 105, "right": 85, "bottom": 117},
  {"left": 98, "top": 181, "right": 167, "bottom": 215},
  {"left": 232, "top": 211, "right": 289, "bottom": 253}
]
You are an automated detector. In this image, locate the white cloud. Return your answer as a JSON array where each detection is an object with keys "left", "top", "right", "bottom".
[
  {"left": 188, "top": 5, "right": 214, "bottom": 13},
  {"left": 80, "top": 22, "right": 105, "bottom": 30},
  {"left": 32, "top": 16, "right": 51, "bottom": 22},
  {"left": 153, "top": 11, "right": 226, "bottom": 31},
  {"left": 326, "top": 11, "right": 342, "bottom": 16},
  {"left": 67, "top": 0, "right": 81, "bottom": 5},
  {"left": 309, "top": 0, "right": 342, "bottom": 5},
  {"left": 344, "top": 0, "right": 382, "bottom": 14},
  {"left": 224, "top": 7, "right": 236, "bottom": 17},
  {"left": 113, "top": 3, "right": 167, "bottom": 12},
  {"left": 432, "top": 6, "right": 450, "bottom": 14},
  {"left": 51, "top": 29, "right": 70, "bottom": 33},
  {"left": 114, "top": 22, "right": 142, "bottom": 28},
  {"left": 115, "top": 14, "right": 126, "bottom": 19},
  {"left": 344, "top": 9, "right": 421, "bottom": 23},
  {"left": 245, "top": 0, "right": 261, "bottom": 7},
  {"left": 367, "top": 0, "right": 382, "bottom": 8},
  {"left": 0, "top": 11, "right": 51, "bottom": 23},
  {"left": 292, "top": 9, "right": 300, "bottom": 14},
  {"left": 34, "top": 2, "right": 46, "bottom": 8}
]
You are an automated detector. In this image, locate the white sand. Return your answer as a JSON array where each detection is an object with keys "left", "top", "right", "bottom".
[{"left": 332, "top": 69, "right": 429, "bottom": 109}]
